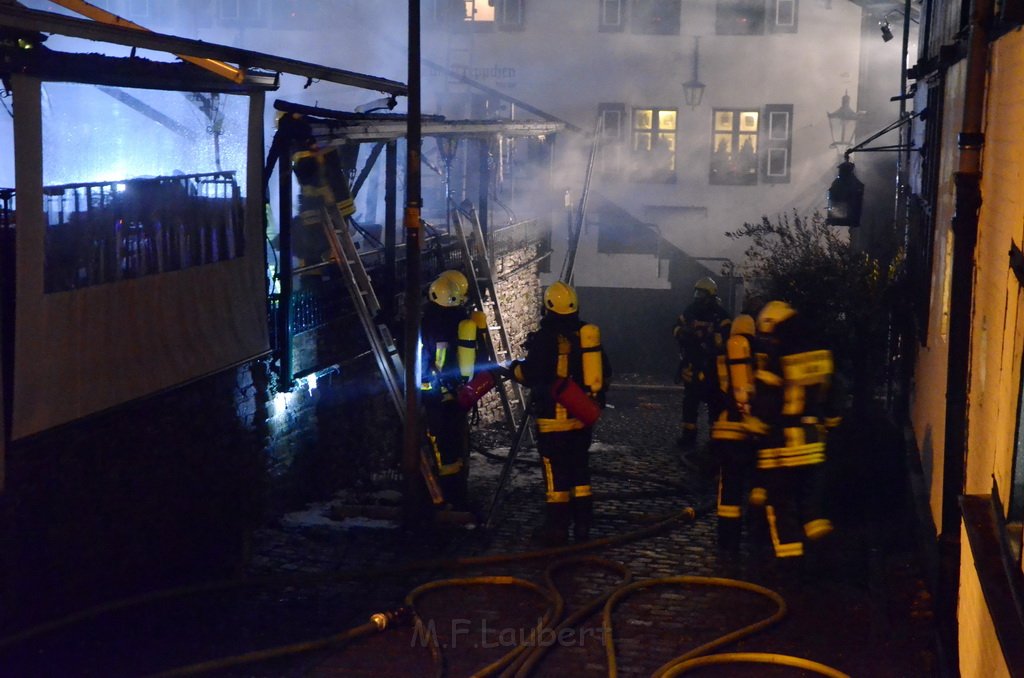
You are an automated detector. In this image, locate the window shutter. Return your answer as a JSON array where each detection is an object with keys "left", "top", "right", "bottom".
[
  {"left": 498, "top": 0, "right": 525, "bottom": 30},
  {"left": 762, "top": 104, "right": 793, "bottom": 183},
  {"left": 768, "top": 0, "right": 798, "bottom": 33},
  {"left": 599, "top": 0, "right": 626, "bottom": 32}
]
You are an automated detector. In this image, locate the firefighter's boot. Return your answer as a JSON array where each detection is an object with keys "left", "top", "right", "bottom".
[
  {"left": 532, "top": 502, "right": 570, "bottom": 547},
  {"left": 572, "top": 495, "right": 594, "bottom": 543},
  {"left": 717, "top": 517, "right": 742, "bottom": 552},
  {"left": 439, "top": 472, "right": 468, "bottom": 512}
]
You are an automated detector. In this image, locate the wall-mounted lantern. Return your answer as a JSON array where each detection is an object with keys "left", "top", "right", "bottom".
[
  {"left": 826, "top": 158, "right": 865, "bottom": 227},
  {"left": 681, "top": 37, "right": 706, "bottom": 109},
  {"left": 827, "top": 90, "right": 862, "bottom": 151}
]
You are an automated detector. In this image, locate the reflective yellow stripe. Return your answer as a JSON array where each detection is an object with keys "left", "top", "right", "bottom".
[
  {"left": 711, "top": 428, "right": 749, "bottom": 441},
  {"left": 765, "top": 506, "right": 804, "bottom": 558},
  {"left": 573, "top": 485, "right": 592, "bottom": 498},
  {"left": 427, "top": 430, "right": 441, "bottom": 466},
  {"left": 537, "top": 417, "right": 585, "bottom": 433},
  {"left": 757, "top": 442, "right": 826, "bottom": 468},
  {"left": 546, "top": 490, "right": 571, "bottom": 503},
  {"left": 542, "top": 457, "right": 555, "bottom": 494},
  {"left": 718, "top": 504, "right": 742, "bottom": 518},
  {"left": 434, "top": 342, "right": 448, "bottom": 371},
  {"left": 805, "top": 519, "right": 834, "bottom": 540},
  {"left": 783, "top": 426, "right": 805, "bottom": 448},
  {"left": 756, "top": 369, "right": 783, "bottom": 386},
  {"left": 437, "top": 459, "right": 463, "bottom": 476},
  {"left": 556, "top": 336, "right": 570, "bottom": 378},
  {"left": 782, "top": 383, "right": 804, "bottom": 415},
  {"left": 716, "top": 476, "right": 742, "bottom": 518}
]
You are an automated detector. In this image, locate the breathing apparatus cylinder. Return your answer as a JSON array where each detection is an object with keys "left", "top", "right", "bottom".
[
  {"left": 580, "top": 324, "right": 603, "bottom": 393},
  {"left": 457, "top": 318, "right": 477, "bottom": 380},
  {"left": 471, "top": 310, "right": 489, "bottom": 348},
  {"left": 726, "top": 334, "right": 755, "bottom": 407},
  {"left": 457, "top": 370, "right": 497, "bottom": 412},
  {"left": 551, "top": 377, "right": 601, "bottom": 427}
]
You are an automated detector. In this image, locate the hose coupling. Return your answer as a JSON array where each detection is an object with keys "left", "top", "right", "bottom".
[{"left": 370, "top": 606, "right": 412, "bottom": 631}]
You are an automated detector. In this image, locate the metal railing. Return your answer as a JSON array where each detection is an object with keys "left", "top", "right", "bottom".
[{"left": 35, "top": 172, "right": 243, "bottom": 293}]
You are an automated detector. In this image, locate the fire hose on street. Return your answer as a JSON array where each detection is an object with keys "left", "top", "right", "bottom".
[{"left": 0, "top": 504, "right": 850, "bottom": 677}]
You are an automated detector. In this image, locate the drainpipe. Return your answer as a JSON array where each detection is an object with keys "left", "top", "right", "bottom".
[{"left": 939, "top": 0, "right": 991, "bottom": 667}]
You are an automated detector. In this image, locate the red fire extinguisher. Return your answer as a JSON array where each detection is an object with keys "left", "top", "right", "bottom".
[
  {"left": 457, "top": 370, "right": 497, "bottom": 411},
  {"left": 551, "top": 377, "right": 602, "bottom": 426}
]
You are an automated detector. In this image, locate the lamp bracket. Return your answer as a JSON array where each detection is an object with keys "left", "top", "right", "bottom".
[{"left": 844, "top": 109, "right": 924, "bottom": 159}]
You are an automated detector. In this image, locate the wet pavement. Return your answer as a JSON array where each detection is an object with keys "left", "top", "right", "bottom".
[{"left": 0, "top": 382, "right": 941, "bottom": 677}]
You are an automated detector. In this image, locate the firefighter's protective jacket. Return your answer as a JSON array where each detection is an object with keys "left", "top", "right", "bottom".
[
  {"left": 421, "top": 303, "right": 474, "bottom": 402},
  {"left": 513, "top": 313, "right": 610, "bottom": 433},
  {"left": 673, "top": 297, "right": 731, "bottom": 384},
  {"left": 746, "top": 313, "right": 842, "bottom": 469}
]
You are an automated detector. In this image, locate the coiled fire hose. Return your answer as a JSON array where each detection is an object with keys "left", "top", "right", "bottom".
[{"left": 0, "top": 506, "right": 850, "bottom": 677}]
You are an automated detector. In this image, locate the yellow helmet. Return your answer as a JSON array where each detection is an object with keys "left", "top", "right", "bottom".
[
  {"left": 730, "top": 313, "right": 756, "bottom": 337},
  {"left": 428, "top": 276, "right": 462, "bottom": 307},
  {"left": 694, "top": 277, "right": 718, "bottom": 297},
  {"left": 544, "top": 281, "right": 578, "bottom": 315},
  {"left": 756, "top": 300, "right": 797, "bottom": 334},
  {"left": 439, "top": 270, "right": 469, "bottom": 305}
]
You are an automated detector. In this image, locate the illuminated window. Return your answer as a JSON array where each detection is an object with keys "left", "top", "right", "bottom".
[
  {"left": 631, "top": 0, "right": 681, "bottom": 35},
  {"left": 464, "top": 0, "right": 495, "bottom": 22},
  {"left": 600, "top": 0, "right": 626, "bottom": 32},
  {"left": 710, "top": 109, "right": 759, "bottom": 185},
  {"left": 632, "top": 107, "right": 677, "bottom": 183},
  {"left": 716, "top": 0, "right": 798, "bottom": 35},
  {"left": 460, "top": 0, "right": 523, "bottom": 29}
]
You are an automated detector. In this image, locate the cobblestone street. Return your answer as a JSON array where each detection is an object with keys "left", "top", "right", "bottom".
[{"left": 0, "top": 382, "right": 940, "bottom": 677}]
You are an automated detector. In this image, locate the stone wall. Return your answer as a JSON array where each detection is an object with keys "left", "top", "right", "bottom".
[{"left": 472, "top": 220, "right": 546, "bottom": 426}]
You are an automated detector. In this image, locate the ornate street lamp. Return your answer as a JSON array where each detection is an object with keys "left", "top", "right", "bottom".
[
  {"left": 827, "top": 90, "right": 862, "bottom": 151},
  {"left": 681, "top": 37, "right": 705, "bottom": 109},
  {"left": 826, "top": 157, "right": 865, "bottom": 227}
]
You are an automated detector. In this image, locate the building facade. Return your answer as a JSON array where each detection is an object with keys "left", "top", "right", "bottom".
[{"left": 902, "top": 0, "right": 1024, "bottom": 673}]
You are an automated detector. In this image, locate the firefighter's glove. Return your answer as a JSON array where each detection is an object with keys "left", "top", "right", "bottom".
[
  {"left": 680, "top": 365, "right": 694, "bottom": 384},
  {"left": 507, "top": 360, "right": 526, "bottom": 384}
]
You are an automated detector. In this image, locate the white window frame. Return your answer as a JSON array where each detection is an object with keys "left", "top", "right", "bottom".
[{"left": 600, "top": 0, "right": 625, "bottom": 31}]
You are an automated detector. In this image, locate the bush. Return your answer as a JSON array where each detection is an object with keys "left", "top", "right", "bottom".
[{"left": 727, "top": 210, "right": 900, "bottom": 411}]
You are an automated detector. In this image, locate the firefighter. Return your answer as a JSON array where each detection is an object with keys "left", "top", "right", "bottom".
[
  {"left": 672, "top": 277, "right": 731, "bottom": 448},
  {"left": 421, "top": 273, "right": 479, "bottom": 510},
  {"left": 438, "top": 269, "right": 470, "bottom": 307},
  {"left": 511, "top": 281, "right": 610, "bottom": 545},
  {"left": 744, "top": 300, "right": 843, "bottom": 563},
  {"left": 709, "top": 313, "right": 758, "bottom": 551}
]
